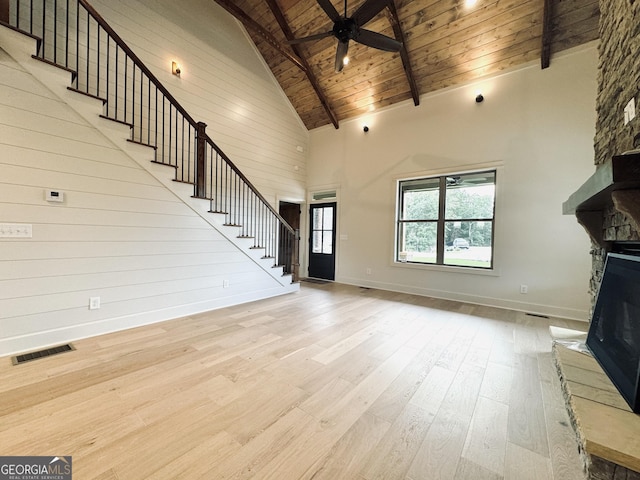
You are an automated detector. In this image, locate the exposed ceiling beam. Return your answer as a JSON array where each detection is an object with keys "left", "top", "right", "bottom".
[
  {"left": 541, "top": 0, "right": 553, "bottom": 69},
  {"left": 385, "top": 1, "right": 419, "bottom": 106},
  {"left": 264, "top": 0, "right": 340, "bottom": 129},
  {"left": 212, "top": 0, "right": 307, "bottom": 72}
]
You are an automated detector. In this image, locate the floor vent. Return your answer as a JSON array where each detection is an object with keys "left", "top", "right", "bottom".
[
  {"left": 12, "top": 344, "right": 75, "bottom": 365},
  {"left": 525, "top": 312, "right": 550, "bottom": 319}
]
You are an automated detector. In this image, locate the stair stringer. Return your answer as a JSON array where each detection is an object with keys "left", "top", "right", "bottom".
[{"left": 0, "top": 25, "right": 297, "bottom": 291}]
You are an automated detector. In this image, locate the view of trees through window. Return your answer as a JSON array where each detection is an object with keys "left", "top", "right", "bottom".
[{"left": 397, "top": 170, "right": 496, "bottom": 268}]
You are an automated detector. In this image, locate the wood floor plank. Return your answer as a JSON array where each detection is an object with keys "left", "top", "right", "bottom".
[
  {"left": 461, "top": 396, "right": 509, "bottom": 476},
  {"left": 360, "top": 403, "right": 433, "bottom": 480},
  {"left": 406, "top": 362, "right": 485, "bottom": 479},
  {"left": 504, "top": 442, "right": 553, "bottom": 480},
  {"left": 454, "top": 457, "right": 503, "bottom": 480},
  {"left": 507, "top": 354, "right": 550, "bottom": 457},
  {"left": 0, "top": 282, "right": 584, "bottom": 480},
  {"left": 304, "top": 413, "right": 392, "bottom": 480},
  {"left": 479, "top": 362, "right": 513, "bottom": 405},
  {"left": 406, "top": 407, "right": 472, "bottom": 480},
  {"left": 538, "top": 352, "right": 586, "bottom": 480}
]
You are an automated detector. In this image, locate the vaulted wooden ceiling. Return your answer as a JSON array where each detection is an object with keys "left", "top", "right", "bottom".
[{"left": 214, "top": 0, "right": 599, "bottom": 130}]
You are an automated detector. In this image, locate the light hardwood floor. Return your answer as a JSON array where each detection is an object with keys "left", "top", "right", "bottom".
[{"left": 0, "top": 282, "right": 587, "bottom": 479}]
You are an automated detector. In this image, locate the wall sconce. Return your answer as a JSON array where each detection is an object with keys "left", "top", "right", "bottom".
[
  {"left": 363, "top": 125, "right": 369, "bottom": 133},
  {"left": 475, "top": 93, "right": 484, "bottom": 103},
  {"left": 172, "top": 61, "right": 181, "bottom": 78}
]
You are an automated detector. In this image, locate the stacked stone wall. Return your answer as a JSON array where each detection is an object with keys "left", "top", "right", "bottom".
[
  {"left": 594, "top": 1, "right": 640, "bottom": 166},
  {"left": 589, "top": 0, "right": 640, "bottom": 309}
]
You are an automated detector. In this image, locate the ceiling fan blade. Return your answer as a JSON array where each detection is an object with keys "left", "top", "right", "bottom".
[
  {"left": 352, "top": 0, "right": 389, "bottom": 27},
  {"left": 317, "top": 0, "right": 341, "bottom": 22},
  {"left": 335, "top": 40, "right": 349, "bottom": 72},
  {"left": 356, "top": 29, "right": 401, "bottom": 52},
  {"left": 287, "top": 30, "right": 334, "bottom": 45}
]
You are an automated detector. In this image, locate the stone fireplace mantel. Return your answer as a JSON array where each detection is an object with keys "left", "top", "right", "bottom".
[{"left": 563, "top": 152, "right": 640, "bottom": 248}]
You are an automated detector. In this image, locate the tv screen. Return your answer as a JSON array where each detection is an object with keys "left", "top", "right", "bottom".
[{"left": 587, "top": 253, "right": 640, "bottom": 413}]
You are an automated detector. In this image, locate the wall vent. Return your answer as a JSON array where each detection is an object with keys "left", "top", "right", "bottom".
[{"left": 11, "top": 344, "right": 75, "bottom": 365}]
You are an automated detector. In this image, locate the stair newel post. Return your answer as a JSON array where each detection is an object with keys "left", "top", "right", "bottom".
[
  {"left": 195, "top": 121, "right": 208, "bottom": 198},
  {"left": 0, "top": 0, "right": 9, "bottom": 23}
]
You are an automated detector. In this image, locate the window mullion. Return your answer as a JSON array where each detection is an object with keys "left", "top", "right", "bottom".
[{"left": 436, "top": 176, "right": 446, "bottom": 264}]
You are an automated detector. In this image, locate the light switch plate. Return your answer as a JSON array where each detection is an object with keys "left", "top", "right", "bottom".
[
  {"left": 0, "top": 223, "right": 33, "bottom": 238},
  {"left": 624, "top": 97, "right": 636, "bottom": 125}
]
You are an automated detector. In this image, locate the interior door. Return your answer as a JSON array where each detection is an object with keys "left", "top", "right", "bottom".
[
  {"left": 278, "top": 201, "right": 301, "bottom": 282},
  {"left": 308, "top": 202, "right": 336, "bottom": 280}
]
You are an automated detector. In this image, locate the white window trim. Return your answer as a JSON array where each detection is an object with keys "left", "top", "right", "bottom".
[{"left": 392, "top": 162, "right": 504, "bottom": 275}]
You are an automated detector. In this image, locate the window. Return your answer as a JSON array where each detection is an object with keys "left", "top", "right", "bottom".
[{"left": 396, "top": 170, "right": 496, "bottom": 269}]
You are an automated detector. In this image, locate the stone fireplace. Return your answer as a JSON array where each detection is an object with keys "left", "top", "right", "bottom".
[
  {"left": 564, "top": 0, "right": 640, "bottom": 308},
  {"left": 559, "top": 2, "right": 640, "bottom": 479}
]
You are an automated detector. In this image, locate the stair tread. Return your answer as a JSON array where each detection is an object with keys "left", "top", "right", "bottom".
[
  {"left": 32, "top": 54, "right": 76, "bottom": 76},
  {"left": 99, "top": 114, "right": 132, "bottom": 128},
  {"left": 67, "top": 86, "right": 106, "bottom": 103},
  {"left": 127, "top": 139, "right": 157, "bottom": 150}
]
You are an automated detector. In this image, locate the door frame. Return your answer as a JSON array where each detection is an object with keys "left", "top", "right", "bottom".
[
  {"left": 306, "top": 186, "right": 340, "bottom": 281},
  {"left": 308, "top": 202, "right": 337, "bottom": 280}
]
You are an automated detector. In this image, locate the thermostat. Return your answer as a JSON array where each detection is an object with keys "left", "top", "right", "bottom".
[{"left": 45, "top": 190, "right": 65, "bottom": 203}]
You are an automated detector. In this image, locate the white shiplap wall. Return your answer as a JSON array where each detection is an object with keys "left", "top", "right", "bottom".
[
  {"left": 88, "top": 0, "right": 309, "bottom": 205},
  {"left": 0, "top": 26, "right": 299, "bottom": 357}
]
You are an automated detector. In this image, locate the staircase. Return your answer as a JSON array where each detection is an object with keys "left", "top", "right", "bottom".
[{"left": 1, "top": 0, "right": 299, "bottom": 287}]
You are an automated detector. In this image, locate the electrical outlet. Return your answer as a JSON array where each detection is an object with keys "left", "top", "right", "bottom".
[
  {"left": 366, "top": 268, "right": 372, "bottom": 275},
  {"left": 89, "top": 297, "right": 101, "bottom": 310},
  {"left": 520, "top": 285, "right": 528, "bottom": 294},
  {"left": 223, "top": 279, "right": 230, "bottom": 288}
]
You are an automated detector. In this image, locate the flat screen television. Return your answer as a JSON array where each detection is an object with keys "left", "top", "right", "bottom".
[{"left": 587, "top": 253, "right": 640, "bottom": 413}]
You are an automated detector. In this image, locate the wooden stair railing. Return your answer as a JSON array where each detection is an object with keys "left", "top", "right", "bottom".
[{"left": 6, "top": 0, "right": 298, "bottom": 279}]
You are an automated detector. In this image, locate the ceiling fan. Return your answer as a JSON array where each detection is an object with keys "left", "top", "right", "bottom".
[{"left": 288, "top": 0, "right": 402, "bottom": 73}]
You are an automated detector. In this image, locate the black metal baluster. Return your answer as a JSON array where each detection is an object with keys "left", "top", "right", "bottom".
[
  {"left": 137, "top": 66, "right": 142, "bottom": 141},
  {"left": 96, "top": 24, "right": 100, "bottom": 97},
  {"left": 123, "top": 55, "right": 128, "bottom": 123},
  {"left": 53, "top": 0, "right": 57, "bottom": 63},
  {"left": 214, "top": 151, "right": 220, "bottom": 212},
  {"left": 114, "top": 45, "right": 119, "bottom": 119},
  {"left": 41, "top": 0, "right": 45, "bottom": 58},
  {"left": 147, "top": 78, "right": 151, "bottom": 145},
  {"left": 187, "top": 123, "right": 191, "bottom": 183},
  {"left": 154, "top": 85, "right": 158, "bottom": 150},
  {"left": 180, "top": 116, "right": 184, "bottom": 179},
  {"left": 162, "top": 97, "right": 166, "bottom": 164},
  {"left": 131, "top": 63, "right": 135, "bottom": 136},
  {"left": 106, "top": 35, "right": 110, "bottom": 117},
  {"left": 65, "top": 0, "right": 68, "bottom": 67},
  {"left": 74, "top": 0, "right": 79, "bottom": 87},
  {"left": 85, "top": 10, "right": 89, "bottom": 91}
]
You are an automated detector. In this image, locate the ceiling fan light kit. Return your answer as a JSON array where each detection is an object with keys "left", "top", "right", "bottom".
[{"left": 288, "top": 0, "right": 402, "bottom": 73}]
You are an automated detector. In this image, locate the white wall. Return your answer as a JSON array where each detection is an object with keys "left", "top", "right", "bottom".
[
  {"left": 307, "top": 44, "right": 598, "bottom": 320},
  {"left": 89, "top": 0, "right": 309, "bottom": 206},
  {"left": 0, "top": 0, "right": 307, "bottom": 357}
]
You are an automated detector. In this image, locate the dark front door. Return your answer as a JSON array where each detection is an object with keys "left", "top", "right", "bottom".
[{"left": 308, "top": 202, "right": 336, "bottom": 280}]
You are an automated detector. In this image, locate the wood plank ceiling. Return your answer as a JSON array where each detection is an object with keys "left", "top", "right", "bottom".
[{"left": 215, "top": 0, "right": 599, "bottom": 130}]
